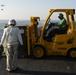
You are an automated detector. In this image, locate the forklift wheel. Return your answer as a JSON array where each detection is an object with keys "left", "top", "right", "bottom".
[
  {"left": 32, "top": 45, "right": 46, "bottom": 59},
  {"left": 68, "top": 49, "right": 76, "bottom": 58}
]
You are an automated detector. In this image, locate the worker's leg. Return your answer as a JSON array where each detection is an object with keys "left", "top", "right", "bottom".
[
  {"left": 45, "top": 28, "right": 53, "bottom": 37},
  {"left": 6, "top": 45, "right": 13, "bottom": 71},
  {"left": 12, "top": 44, "right": 18, "bottom": 70},
  {"left": 3, "top": 47, "right": 7, "bottom": 56},
  {"left": 45, "top": 26, "right": 59, "bottom": 37},
  {"left": 4, "top": 47, "right": 6, "bottom": 53},
  {"left": 3, "top": 40, "right": 7, "bottom": 55}
]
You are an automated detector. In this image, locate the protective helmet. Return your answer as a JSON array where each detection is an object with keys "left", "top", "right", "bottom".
[
  {"left": 8, "top": 19, "right": 16, "bottom": 26},
  {"left": 59, "top": 13, "right": 64, "bottom": 17},
  {"left": 58, "top": 13, "right": 64, "bottom": 19}
]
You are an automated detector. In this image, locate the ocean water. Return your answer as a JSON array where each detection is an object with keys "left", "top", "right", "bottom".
[{"left": 0, "top": 20, "right": 44, "bottom": 39}]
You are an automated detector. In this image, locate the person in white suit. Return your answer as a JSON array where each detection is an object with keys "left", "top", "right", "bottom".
[{"left": 0, "top": 19, "right": 23, "bottom": 72}]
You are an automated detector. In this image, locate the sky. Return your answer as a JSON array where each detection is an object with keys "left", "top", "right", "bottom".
[{"left": 0, "top": 0, "right": 76, "bottom": 20}]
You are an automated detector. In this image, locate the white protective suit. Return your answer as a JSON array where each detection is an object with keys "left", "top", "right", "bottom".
[{"left": 0, "top": 25, "right": 23, "bottom": 71}]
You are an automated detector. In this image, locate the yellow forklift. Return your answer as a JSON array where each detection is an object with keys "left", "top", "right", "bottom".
[{"left": 18, "top": 9, "right": 76, "bottom": 59}]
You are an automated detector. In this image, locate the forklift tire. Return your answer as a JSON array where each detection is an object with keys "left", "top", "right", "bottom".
[
  {"left": 32, "top": 45, "right": 46, "bottom": 59},
  {"left": 67, "top": 49, "right": 76, "bottom": 58}
]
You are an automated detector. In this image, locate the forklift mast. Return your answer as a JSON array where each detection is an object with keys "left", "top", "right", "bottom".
[{"left": 26, "top": 17, "right": 40, "bottom": 55}]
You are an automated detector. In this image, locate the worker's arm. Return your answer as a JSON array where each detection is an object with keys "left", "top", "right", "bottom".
[{"left": 0, "top": 29, "right": 6, "bottom": 45}]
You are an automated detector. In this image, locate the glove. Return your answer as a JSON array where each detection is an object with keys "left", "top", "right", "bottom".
[
  {"left": 0, "top": 43, "right": 3, "bottom": 49},
  {"left": 20, "top": 45, "right": 24, "bottom": 48}
]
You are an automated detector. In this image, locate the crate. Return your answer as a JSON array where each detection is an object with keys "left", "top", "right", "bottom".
[{"left": 17, "top": 26, "right": 28, "bottom": 58}]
